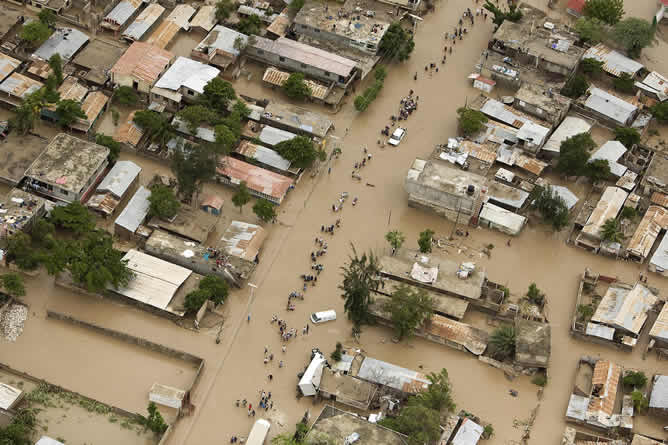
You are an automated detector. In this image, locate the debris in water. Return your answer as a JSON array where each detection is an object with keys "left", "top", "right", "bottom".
[
  {"left": 509, "top": 389, "right": 518, "bottom": 397},
  {"left": 1, "top": 304, "right": 28, "bottom": 342}
]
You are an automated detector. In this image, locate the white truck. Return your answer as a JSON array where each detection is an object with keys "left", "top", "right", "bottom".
[{"left": 298, "top": 353, "right": 326, "bottom": 396}]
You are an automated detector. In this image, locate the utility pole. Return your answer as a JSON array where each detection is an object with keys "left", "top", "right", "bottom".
[
  {"left": 216, "top": 282, "right": 257, "bottom": 344},
  {"left": 449, "top": 198, "right": 462, "bottom": 240}
]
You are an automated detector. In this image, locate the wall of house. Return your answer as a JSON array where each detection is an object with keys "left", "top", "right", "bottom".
[
  {"left": 405, "top": 182, "right": 475, "bottom": 220},
  {"left": 245, "top": 45, "right": 351, "bottom": 87},
  {"left": 112, "top": 73, "right": 153, "bottom": 94}
]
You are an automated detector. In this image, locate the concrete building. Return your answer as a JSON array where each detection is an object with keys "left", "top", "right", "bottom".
[
  {"left": 590, "top": 283, "right": 657, "bottom": 341},
  {"left": 122, "top": 3, "right": 165, "bottom": 42},
  {"left": 218, "top": 221, "right": 267, "bottom": 277},
  {"left": 262, "top": 102, "right": 333, "bottom": 138},
  {"left": 581, "top": 88, "right": 638, "bottom": 127},
  {"left": 146, "top": 4, "right": 196, "bottom": 49},
  {"left": 24, "top": 134, "right": 109, "bottom": 203},
  {"left": 575, "top": 187, "right": 628, "bottom": 251},
  {"left": 515, "top": 318, "right": 551, "bottom": 368},
  {"left": 191, "top": 25, "right": 248, "bottom": 72},
  {"left": 513, "top": 83, "right": 571, "bottom": 125},
  {"left": 216, "top": 156, "right": 293, "bottom": 205},
  {"left": 649, "top": 375, "right": 668, "bottom": 417},
  {"left": 583, "top": 44, "right": 644, "bottom": 79},
  {"left": 626, "top": 206, "right": 668, "bottom": 263},
  {"left": 0, "top": 189, "right": 46, "bottom": 239},
  {"left": 72, "top": 39, "right": 126, "bottom": 87},
  {"left": 405, "top": 158, "right": 486, "bottom": 222},
  {"left": 110, "top": 42, "right": 174, "bottom": 95},
  {"left": 649, "top": 304, "right": 668, "bottom": 347},
  {"left": 0, "top": 73, "right": 43, "bottom": 107},
  {"left": 32, "top": 27, "right": 89, "bottom": 62},
  {"left": 635, "top": 72, "right": 668, "bottom": 102},
  {"left": 246, "top": 36, "right": 358, "bottom": 88},
  {"left": 479, "top": 202, "right": 527, "bottom": 236},
  {"left": 114, "top": 186, "right": 151, "bottom": 239},
  {"left": 649, "top": 232, "right": 668, "bottom": 276},
  {"left": 541, "top": 116, "right": 592, "bottom": 158},
  {"left": 102, "top": 0, "right": 145, "bottom": 32},
  {"left": 641, "top": 153, "right": 668, "bottom": 196},
  {"left": 317, "top": 368, "right": 377, "bottom": 410},
  {"left": 70, "top": 91, "right": 110, "bottom": 133},
  {"left": 566, "top": 0, "right": 585, "bottom": 17},
  {"left": 151, "top": 57, "right": 220, "bottom": 111},
  {"left": 293, "top": 0, "right": 390, "bottom": 54},
  {"left": 87, "top": 160, "right": 141, "bottom": 218},
  {"left": 306, "top": 405, "right": 407, "bottom": 445},
  {"left": 0, "top": 54, "right": 20, "bottom": 85},
  {"left": 589, "top": 141, "right": 628, "bottom": 178},
  {"left": 572, "top": 359, "right": 622, "bottom": 429},
  {"left": 190, "top": 5, "right": 217, "bottom": 34},
  {"left": 659, "top": 0, "right": 668, "bottom": 22},
  {"left": 350, "top": 353, "right": 430, "bottom": 396},
  {"left": 148, "top": 205, "right": 218, "bottom": 244}
]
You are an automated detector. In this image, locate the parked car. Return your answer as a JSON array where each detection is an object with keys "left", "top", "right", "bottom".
[
  {"left": 310, "top": 310, "right": 336, "bottom": 324},
  {"left": 388, "top": 127, "right": 406, "bottom": 146}
]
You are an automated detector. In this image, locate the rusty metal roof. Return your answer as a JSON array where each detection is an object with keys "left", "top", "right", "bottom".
[
  {"left": 584, "top": 44, "right": 644, "bottom": 78},
  {"left": 650, "top": 303, "right": 668, "bottom": 342},
  {"left": 459, "top": 140, "right": 497, "bottom": 164},
  {"left": 145, "top": 21, "right": 180, "bottom": 49},
  {"left": 424, "top": 314, "right": 488, "bottom": 356},
  {"left": 588, "top": 360, "right": 622, "bottom": 419},
  {"left": 27, "top": 59, "right": 52, "bottom": 79},
  {"left": 627, "top": 206, "right": 668, "bottom": 260},
  {"left": 111, "top": 42, "right": 173, "bottom": 84},
  {"left": 515, "top": 154, "right": 547, "bottom": 176},
  {"left": 0, "top": 53, "right": 20, "bottom": 84},
  {"left": 113, "top": 111, "right": 144, "bottom": 147},
  {"left": 219, "top": 221, "right": 267, "bottom": 261},
  {"left": 651, "top": 192, "right": 668, "bottom": 208},
  {"left": 262, "top": 67, "right": 328, "bottom": 100},
  {"left": 266, "top": 9, "right": 290, "bottom": 37},
  {"left": 0, "top": 72, "right": 43, "bottom": 99},
  {"left": 122, "top": 3, "right": 165, "bottom": 41},
  {"left": 58, "top": 76, "right": 88, "bottom": 102},
  {"left": 190, "top": 5, "right": 217, "bottom": 32},
  {"left": 592, "top": 283, "right": 657, "bottom": 335},
  {"left": 216, "top": 156, "right": 292, "bottom": 202}
]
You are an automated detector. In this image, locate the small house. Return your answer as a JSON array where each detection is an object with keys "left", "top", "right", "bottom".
[
  {"left": 102, "top": 0, "right": 145, "bottom": 32},
  {"left": 151, "top": 56, "right": 220, "bottom": 111},
  {"left": 649, "top": 375, "right": 668, "bottom": 417},
  {"left": 110, "top": 42, "right": 174, "bottom": 95},
  {"left": 0, "top": 189, "right": 46, "bottom": 239},
  {"left": 114, "top": 186, "right": 151, "bottom": 239},
  {"left": 88, "top": 160, "right": 141, "bottom": 217},
  {"left": 200, "top": 194, "right": 223, "bottom": 216}
]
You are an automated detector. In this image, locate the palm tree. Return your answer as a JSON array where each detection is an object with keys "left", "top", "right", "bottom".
[
  {"left": 489, "top": 325, "right": 516, "bottom": 360},
  {"left": 339, "top": 244, "right": 382, "bottom": 328},
  {"left": 600, "top": 218, "right": 623, "bottom": 243}
]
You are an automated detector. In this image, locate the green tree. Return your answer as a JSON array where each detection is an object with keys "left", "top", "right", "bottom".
[
  {"left": 577, "top": 304, "right": 594, "bottom": 321},
  {"left": 69, "top": 231, "right": 134, "bottom": 292},
  {"left": 580, "top": 57, "right": 605, "bottom": 78},
  {"left": 0, "top": 273, "right": 25, "bottom": 297},
  {"left": 631, "top": 390, "right": 648, "bottom": 412},
  {"left": 354, "top": 77, "right": 385, "bottom": 112},
  {"left": 418, "top": 229, "right": 434, "bottom": 253},
  {"left": 253, "top": 198, "right": 276, "bottom": 222},
  {"left": 275, "top": 136, "right": 324, "bottom": 168},
  {"left": 385, "top": 230, "right": 405, "bottom": 253},
  {"left": 623, "top": 371, "right": 647, "bottom": 389},
  {"left": 113, "top": 86, "right": 139, "bottom": 106},
  {"left": 557, "top": 133, "right": 596, "bottom": 176},
  {"left": 600, "top": 218, "right": 623, "bottom": 243},
  {"left": 0, "top": 408, "right": 36, "bottom": 445},
  {"left": 184, "top": 288, "right": 210, "bottom": 313},
  {"left": 48, "top": 53, "right": 63, "bottom": 85},
  {"left": 271, "top": 433, "right": 300, "bottom": 445},
  {"left": 483, "top": 425, "right": 495, "bottom": 439},
  {"left": 50, "top": 202, "right": 95, "bottom": 234},
  {"left": 20, "top": 21, "right": 52, "bottom": 46},
  {"left": 232, "top": 100, "right": 251, "bottom": 118},
  {"left": 5, "top": 233, "right": 41, "bottom": 271},
  {"left": 414, "top": 368, "right": 456, "bottom": 413},
  {"left": 38, "top": 8, "right": 57, "bottom": 26},
  {"left": 95, "top": 133, "right": 121, "bottom": 162},
  {"left": 456, "top": 108, "right": 488, "bottom": 136},
  {"left": 215, "top": 0, "right": 234, "bottom": 22},
  {"left": 201, "top": 77, "right": 236, "bottom": 113},
  {"left": 526, "top": 283, "right": 545, "bottom": 306},
  {"left": 586, "top": 159, "right": 611, "bottom": 182},
  {"left": 213, "top": 124, "right": 238, "bottom": 154},
  {"left": 583, "top": 0, "right": 624, "bottom": 25},
  {"left": 575, "top": 17, "right": 608, "bottom": 43},
  {"left": 379, "top": 23, "right": 415, "bottom": 61},
  {"left": 530, "top": 186, "right": 570, "bottom": 230},
  {"left": 237, "top": 14, "right": 262, "bottom": 35},
  {"left": 330, "top": 342, "right": 343, "bottom": 362},
  {"left": 483, "top": 1, "right": 523, "bottom": 27},
  {"left": 378, "top": 403, "right": 441, "bottom": 445},
  {"left": 133, "top": 110, "right": 173, "bottom": 148},
  {"left": 612, "top": 17, "right": 655, "bottom": 58},
  {"left": 489, "top": 325, "right": 516, "bottom": 360},
  {"left": 145, "top": 402, "right": 168, "bottom": 434},
  {"left": 613, "top": 72, "right": 635, "bottom": 93},
  {"left": 620, "top": 206, "right": 636, "bottom": 220},
  {"left": 383, "top": 285, "right": 433, "bottom": 340},
  {"left": 561, "top": 74, "right": 589, "bottom": 98},
  {"left": 187, "top": 275, "right": 231, "bottom": 307},
  {"left": 178, "top": 105, "right": 218, "bottom": 134},
  {"left": 232, "top": 181, "right": 251, "bottom": 213},
  {"left": 43, "top": 76, "right": 60, "bottom": 104},
  {"left": 615, "top": 127, "right": 640, "bottom": 148},
  {"left": 39, "top": 238, "right": 71, "bottom": 276},
  {"left": 289, "top": 0, "right": 305, "bottom": 14},
  {"left": 10, "top": 89, "right": 46, "bottom": 135},
  {"left": 339, "top": 245, "right": 382, "bottom": 328},
  {"left": 148, "top": 184, "right": 180, "bottom": 220},
  {"left": 282, "top": 73, "right": 311, "bottom": 100},
  {"left": 170, "top": 144, "right": 216, "bottom": 198},
  {"left": 55, "top": 99, "right": 86, "bottom": 128},
  {"left": 650, "top": 102, "right": 668, "bottom": 122}
]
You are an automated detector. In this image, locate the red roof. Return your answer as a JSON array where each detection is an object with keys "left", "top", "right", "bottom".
[
  {"left": 663, "top": 0, "right": 668, "bottom": 6},
  {"left": 217, "top": 156, "right": 292, "bottom": 203},
  {"left": 567, "top": 0, "right": 585, "bottom": 13}
]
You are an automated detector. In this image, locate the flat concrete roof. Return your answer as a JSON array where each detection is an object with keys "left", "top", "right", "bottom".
[
  {"left": 307, "top": 405, "right": 407, "bottom": 445},
  {"left": 0, "top": 189, "right": 45, "bottom": 237},
  {"left": 406, "top": 158, "right": 487, "bottom": 199},
  {"left": 263, "top": 102, "right": 333, "bottom": 138},
  {"left": 378, "top": 282, "right": 469, "bottom": 320},
  {"left": 72, "top": 39, "right": 126, "bottom": 85},
  {"left": 149, "top": 205, "right": 219, "bottom": 244},
  {"left": 0, "top": 133, "right": 48, "bottom": 185}
]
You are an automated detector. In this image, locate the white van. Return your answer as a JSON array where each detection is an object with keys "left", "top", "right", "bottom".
[
  {"left": 246, "top": 419, "right": 271, "bottom": 445},
  {"left": 310, "top": 310, "right": 336, "bottom": 324}
]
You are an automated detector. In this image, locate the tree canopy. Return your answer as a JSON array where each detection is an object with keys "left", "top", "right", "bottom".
[
  {"left": 274, "top": 136, "right": 324, "bottom": 168},
  {"left": 113, "top": 85, "right": 139, "bottom": 106},
  {"left": 170, "top": 143, "right": 217, "bottom": 199},
  {"left": 215, "top": 0, "right": 234, "bottom": 21},
  {"left": 583, "top": 0, "right": 624, "bottom": 25},
  {"left": 612, "top": 17, "right": 656, "bottom": 58},
  {"left": 601, "top": 217, "right": 623, "bottom": 243},
  {"left": 55, "top": 99, "right": 86, "bottom": 128},
  {"left": 613, "top": 72, "right": 635, "bottom": 93},
  {"left": 614, "top": 127, "right": 640, "bottom": 148},
  {"left": 418, "top": 229, "right": 434, "bottom": 253},
  {"left": 339, "top": 245, "right": 382, "bottom": 328},
  {"left": 253, "top": 198, "right": 276, "bottom": 222},
  {"left": 50, "top": 202, "right": 95, "bottom": 234},
  {"left": 20, "top": 21, "right": 52, "bottom": 46},
  {"left": 561, "top": 74, "right": 589, "bottom": 98},
  {"left": 580, "top": 58, "right": 605, "bottom": 78},
  {"left": 0, "top": 273, "right": 25, "bottom": 298},
  {"left": 148, "top": 184, "right": 180, "bottom": 220},
  {"left": 237, "top": 14, "right": 262, "bottom": 35},
  {"left": 201, "top": 77, "right": 236, "bottom": 113},
  {"left": 530, "top": 186, "right": 570, "bottom": 231},
  {"left": 489, "top": 325, "right": 516, "bottom": 360},
  {"left": 385, "top": 230, "right": 405, "bottom": 253},
  {"left": 379, "top": 23, "right": 415, "bottom": 61},
  {"left": 232, "top": 181, "right": 251, "bottom": 213},
  {"left": 178, "top": 105, "right": 218, "bottom": 133},
  {"left": 184, "top": 275, "right": 229, "bottom": 313},
  {"left": 456, "top": 108, "right": 487, "bottom": 136},
  {"left": 288, "top": 0, "right": 305, "bottom": 13},
  {"left": 383, "top": 285, "right": 433, "bottom": 340},
  {"left": 133, "top": 110, "right": 173, "bottom": 148},
  {"left": 556, "top": 132, "right": 596, "bottom": 176},
  {"left": 575, "top": 17, "right": 608, "bottom": 43},
  {"left": 483, "top": 1, "right": 523, "bottom": 28},
  {"left": 38, "top": 9, "right": 57, "bottom": 26},
  {"left": 68, "top": 231, "right": 134, "bottom": 292},
  {"left": 48, "top": 54, "right": 63, "bottom": 85},
  {"left": 282, "top": 73, "right": 311, "bottom": 100},
  {"left": 650, "top": 102, "right": 668, "bottom": 122},
  {"left": 95, "top": 133, "right": 121, "bottom": 162}
]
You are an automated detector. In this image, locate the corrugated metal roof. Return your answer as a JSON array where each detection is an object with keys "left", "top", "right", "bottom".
[
  {"left": 566, "top": 393, "right": 589, "bottom": 421},
  {"left": 111, "top": 42, "right": 173, "bottom": 84},
  {"left": 637, "top": 72, "right": 668, "bottom": 101},
  {"left": 122, "top": 3, "right": 165, "bottom": 41},
  {"left": 649, "top": 375, "right": 668, "bottom": 409},
  {"left": 165, "top": 4, "right": 196, "bottom": 29},
  {"left": 588, "top": 360, "right": 622, "bottom": 420},
  {"left": 97, "top": 160, "right": 141, "bottom": 199},
  {"left": 458, "top": 140, "right": 497, "bottom": 164},
  {"left": 451, "top": 418, "right": 484, "bottom": 445},
  {"left": 57, "top": 76, "right": 88, "bottom": 102},
  {"left": 251, "top": 36, "right": 356, "bottom": 77},
  {"left": 517, "top": 121, "right": 550, "bottom": 146},
  {"left": 355, "top": 356, "right": 430, "bottom": 394},
  {"left": 219, "top": 221, "right": 267, "bottom": 261},
  {"left": 551, "top": 185, "right": 579, "bottom": 210},
  {"left": 585, "top": 88, "right": 638, "bottom": 125},
  {"left": 626, "top": 206, "right": 668, "bottom": 260},
  {"left": 616, "top": 170, "right": 638, "bottom": 191},
  {"left": 542, "top": 116, "right": 591, "bottom": 154},
  {"left": 111, "top": 249, "right": 191, "bottom": 311},
  {"left": 0, "top": 53, "right": 20, "bottom": 84},
  {"left": 114, "top": 111, "right": 144, "bottom": 147},
  {"left": 154, "top": 56, "right": 220, "bottom": 95},
  {"left": 582, "top": 186, "right": 628, "bottom": 239},
  {"left": 146, "top": 21, "right": 180, "bottom": 49},
  {"left": 237, "top": 5, "right": 277, "bottom": 23},
  {"left": 584, "top": 44, "right": 644, "bottom": 77},
  {"left": 216, "top": 156, "right": 292, "bottom": 201},
  {"left": 266, "top": 9, "right": 290, "bottom": 37},
  {"left": 262, "top": 67, "right": 328, "bottom": 100},
  {"left": 172, "top": 116, "right": 215, "bottom": 142},
  {"left": 87, "top": 192, "right": 119, "bottom": 216},
  {"left": 259, "top": 125, "right": 297, "bottom": 146},
  {"left": 104, "top": 0, "right": 144, "bottom": 27},
  {"left": 515, "top": 154, "right": 547, "bottom": 176},
  {"left": 0, "top": 383, "right": 22, "bottom": 410},
  {"left": 424, "top": 314, "right": 488, "bottom": 355},
  {"left": 236, "top": 140, "right": 292, "bottom": 171},
  {"left": 79, "top": 91, "right": 109, "bottom": 124},
  {"left": 589, "top": 141, "right": 628, "bottom": 177},
  {"left": 190, "top": 5, "right": 217, "bottom": 32},
  {"left": 480, "top": 202, "right": 526, "bottom": 235},
  {"left": 592, "top": 283, "right": 657, "bottom": 335},
  {"left": 586, "top": 322, "right": 615, "bottom": 340},
  {"left": 33, "top": 27, "right": 89, "bottom": 61},
  {"left": 651, "top": 191, "right": 668, "bottom": 208},
  {"left": 193, "top": 25, "right": 247, "bottom": 58},
  {"left": 115, "top": 186, "right": 150, "bottom": 233},
  {"left": 649, "top": 303, "right": 668, "bottom": 342},
  {"left": 480, "top": 98, "right": 528, "bottom": 128},
  {"left": 650, "top": 231, "right": 668, "bottom": 272}
]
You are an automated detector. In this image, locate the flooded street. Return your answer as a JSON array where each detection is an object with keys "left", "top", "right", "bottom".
[{"left": 0, "top": 0, "right": 666, "bottom": 444}]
